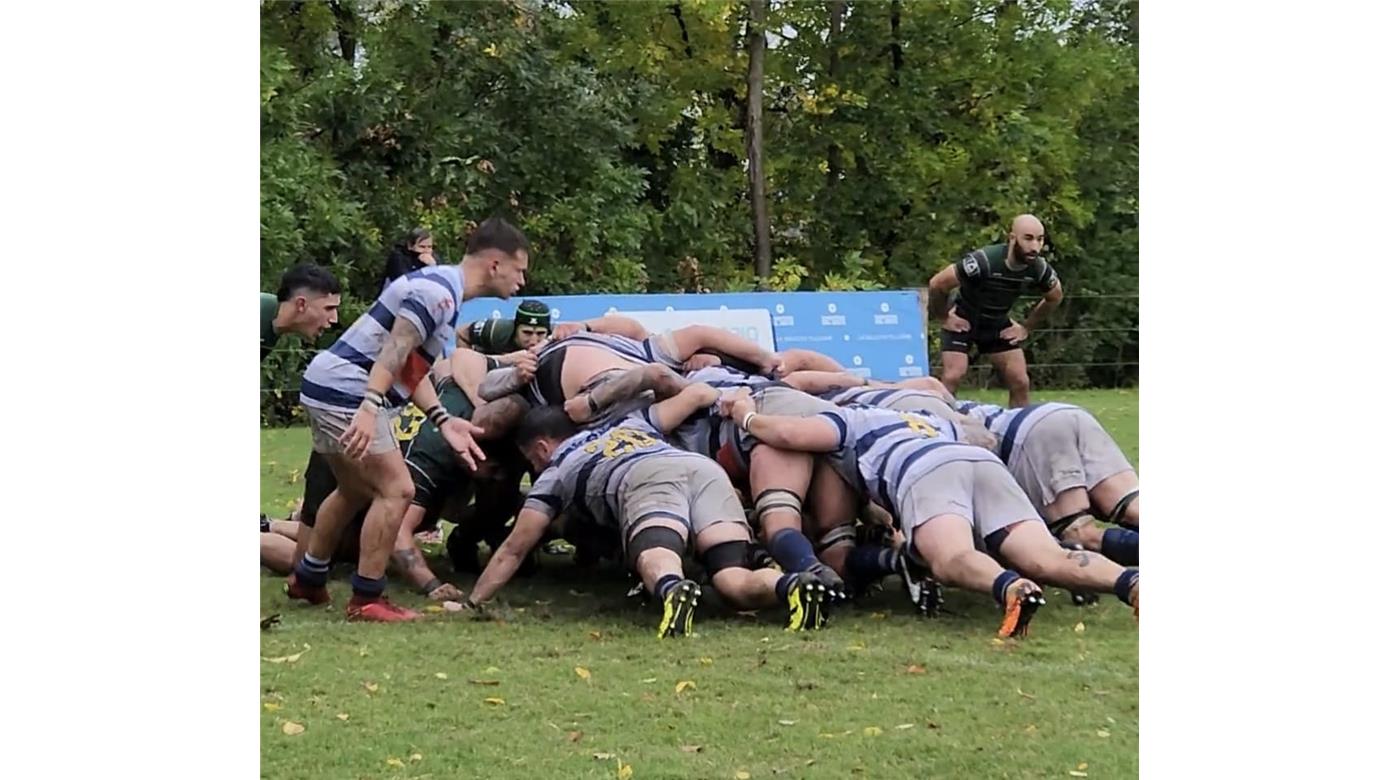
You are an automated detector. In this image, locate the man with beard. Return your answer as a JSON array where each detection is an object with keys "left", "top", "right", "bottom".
[{"left": 928, "top": 214, "right": 1065, "bottom": 407}]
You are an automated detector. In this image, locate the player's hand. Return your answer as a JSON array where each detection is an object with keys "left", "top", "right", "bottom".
[
  {"left": 498, "top": 349, "right": 532, "bottom": 366},
  {"left": 757, "top": 352, "right": 787, "bottom": 378},
  {"left": 427, "top": 582, "right": 464, "bottom": 601},
  {"left": 944, "top": 310, "right": 972, "bottom": 333},
  {"left": 563, "top": 393, "right": 594, "bottom": 424},
  {"left": 339, "top": 405, "right": 379, "bottom": 459},
  {"left": 1000, "top": 322, "right": 1029, "bottom": 345},
  {"left": 441, "top": 417, "right": 487, "bottom": 470},
  {"left": 552, "top": 321, "right": 586, "bottom": 340},
  {"left": 513, "top": 352, "right": 538, "bottom": 384},
  {"left": 718, "top": 388, "right": 755, "bottom": 419},
  {"left": 682, "top": 353, "right": 721, "bottom": 372},
  {"left": 959, "top": 421, "right": 998, "bottom": 451}
]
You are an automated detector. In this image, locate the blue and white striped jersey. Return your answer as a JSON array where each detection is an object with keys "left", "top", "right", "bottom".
[
  {"left": 521, "top": 416, "right": 691, "bottom": 530},
  {"left": 816, "top": 405, "right": 999, "bottom": 513},
  {"left": 953, "top": 401, "right": 1081, "bottom": 464},
  {"left": 301, "top": 266, "right": 465, "bottom": 412}
]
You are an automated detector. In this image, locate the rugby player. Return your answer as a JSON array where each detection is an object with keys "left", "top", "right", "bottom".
[
  {"left": 286, "top": 217, "right": 527, "bottom": 622},
  {"left": 464, "top": 401, "right": 837, "bottom": 637},
  {"left": 929, "top": 214, "right": 1064, "bottom": 407},
  {"left": 720, "top": 391, "right": 1139, "bottom": 636},
  {"left": 260, "top": 263, "right": 342, "bottom": 361}
]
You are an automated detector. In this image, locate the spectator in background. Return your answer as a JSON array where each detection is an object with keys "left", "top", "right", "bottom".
[
  {"left": 261, "top": 263, "right": 342, "bottom": 361},
  {"left": 380, "top": 227, "right": 439, "bottom": 292}
]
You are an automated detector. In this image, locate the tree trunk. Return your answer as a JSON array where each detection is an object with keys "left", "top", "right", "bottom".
[
  {"left": 825, "top": 1, "right": 846, "bottom": 188},
  {"left": 744, "top": 0, "right": 772, "bottom": 279},
  {"left": 889, "top": 0, "right": 902, "bottom": 86},
  {"left": 330, "top": 0, "right": 357, "bottom": 65}
]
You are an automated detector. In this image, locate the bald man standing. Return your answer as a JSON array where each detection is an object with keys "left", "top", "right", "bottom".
[{"left": 928, "top": 214, "right": 1064, "bottom": 408}]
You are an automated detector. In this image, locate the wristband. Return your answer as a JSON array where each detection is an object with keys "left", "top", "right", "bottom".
[
  {"left": 362, "top": 389, "right": 385, "bottom": 409},
  {"left": 427, "top": 405, "right": 451, "bottom": 427},
  {"left": 741, "top": 411, "right": 757, "bottom": 432},
  {"left": 420, "top": 577, "right": 445, "bottom": 596},
  {"left": 485, "top": 356, "right": 501, "bottom": 371}
]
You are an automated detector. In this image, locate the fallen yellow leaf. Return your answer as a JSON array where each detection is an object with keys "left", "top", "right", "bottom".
[
  {"left": 335, "top": 713, "right": 349, "bottom": 721},
  {"left": 484, "top": 666, "right": 501, "bottom": 673},
  {"left": 991, "top": 638, "right": 1005, "bottom": 646},
  {"left": 641, "top": 677, "right": 658, "bottom": 683},
  {"left": 589, "top": 630, "right": 603, "bottom": 640},
  {"left": 1096, "top": 729, "right": 1111, "bottom": 738},
  {"left": 262, "top": 644, "right": 311, "bottom": 664},
  {"left": 568, "top": 730, "right": 583, "bottom": 743},
  {"left": 1026, "top": 724, "right": 1038, "bottom": 733},
  {"left": 736, "top": 771, "right": 751, "bottom": 780},
  {"left": 386, "top": 758, "right": 405, "bottom": 768},
  {"left": 576, "top": 666, "right": 592, "bottom": 681},
  {"left": 593, "top": 752, "right": 616, "bottom": 760},
  {"left": 617, "top": 758, "right": 633, "bottom": 780},
  {"left": 698, "top": 657, "right": 714, "bottom": 666},
  {"left": 778, "top": 719, "right": 797, "bottom": 727},
  {"left": 263, "top": 702, "right": 281, "bottom": 711},
  {"left": 409, "top": 753, "right": 423, "bottom": 763},
  {"left": 895, "top": 724, "right": 915, "bottom": 730},
  {"left": 435, "top": 672, "right": 448, "bottom": 680},
  {"left": 484, "top": 697, "right": 506, "bottom": 706},
  {"left": 281, "top": 721, "right": 305, "bottom": 736},
  {"left": 1017, "top": 688, "right": 1037, "bottom": 700},
  {"left": 1074, "top": 622, "right": 1086, "bottom": 633},
  {"left": 675, "top": 680, "right": 696, "bottom": 694},
  {"left": 1070, "top": 773, "right": 1088, "bottom": 778},
  {"left": 424, "top": 605, "right": 444, "bottom": 614},
  {"left": 470, "top": 679, "right": 501, "bottom": 686},
  {"left": 906, "top": 664, "right": 927, "bottom": 675},
  {"left": 363, "top": 682, "right": 380, "bottom": 693},
  {"left": 869, "top": 612, "right": 888, "bottom": 620},
  {"left": 863, "top": 727, "right": 883, "bottom": 737},
  {"left": 1078, "top": 763, "right": 1089, "bottom": 770}
]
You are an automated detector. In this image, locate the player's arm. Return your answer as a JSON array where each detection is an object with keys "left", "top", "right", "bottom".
[
  {"left": 555, "top": 314, "right": 650, "bottom": 341},
  {"left": 471, "top": 395, "right": 529, "bottom": 440},
  {"left": 927, "top": 264, "right": 961, "bottom": 321},
  {"left": 670, "top": 325, "right": 779, "bottom": 375},
  {"left": 409, "top": 375, "right": 486, "bottom": 469},
  {"left": 564, "top": 364, "right": 689, "bottom": 423},
  {"left": 1021, "top": 278, "right": 1064, "bottom": 332},
  {"left": 466, "top": 507, "right": 553, "bottom": 608},
  {"left": 780, "top": 370, "right": 867, "bottom": 395},
  {"left": 776, "top": 348, "right": 844, "bottom": 374},
  {"left": 390, "top": 504, "right": 460, "bottom": 599},
  {"left": 479, "top": 361, "right": 535, "bottom": 401},
  {"left": 644, "top": 382, "right": 722, "bottom": 433},
  {"left": 720, "top": 392, "right": 841, "bottom": 452}
]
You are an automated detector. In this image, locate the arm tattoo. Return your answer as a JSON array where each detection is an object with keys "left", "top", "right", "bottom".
[
  {"left": 1065, "top": 550, "right": 1091, "bottom": 568},
  {"left": 373, "top": 317, "right": 425, "bottom": 380},
  {"left": 391, "top": 546, "right": 427, "bottom": 575},
  {"left": 587, "top": 365, "right": 672, "bottom": 411},
  {"left": 472, "top": 396, "right": 528, "bottom": 440}
]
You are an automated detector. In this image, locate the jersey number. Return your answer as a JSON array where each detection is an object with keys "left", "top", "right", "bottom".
[
  {"left": 395, "top": 406, "right": 426, "bottom": 442},
  {"left": 899, "top": 413, "right": 941, "bottom": 439},
  {"left": 584, "top": 427, "right": 658, "bottom": 459}
]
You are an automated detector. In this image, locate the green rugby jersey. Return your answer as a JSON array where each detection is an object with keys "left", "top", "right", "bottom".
[{"left": 951, "top": 243, "right": 1058, "bottom": 326}]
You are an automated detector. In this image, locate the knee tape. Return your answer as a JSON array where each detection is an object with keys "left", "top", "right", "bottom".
[
  {"left": 1046, "top": 509, "right": 1095, "bottom": 539},
  {"left": 814, "top": 524, "right": 857, "bottom": 554},
  {"left": 702, "top": 540, "right": 753, "bottom": 576},
  {"left": 1107, "top": 490, "right": 1139, "bottom": 526},
  {"left": 754, "top": 488, "right": 803, "bottom": 522},
  {"left": 626, "top": 525, "right": 688, "bottom": 572}
]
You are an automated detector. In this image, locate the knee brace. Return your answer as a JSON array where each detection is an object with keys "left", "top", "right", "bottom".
[
  {"left": 1106, "top": 490, "right": 1139, "bottom": 527},
  {"left": 814, "top": 524, "right": 857, "bottom": 555},
  {"left": 754, "top": 488, "right": 803, "bottom": 523},
  {"left": 1046, "top": 509, "right": 1096, "bottom": 539},
  {"left": 701, "top": 540, "right": 754, "bottom": 576},
  {"left": 626, "top": 525, "right": 688, "bottom": 572}
]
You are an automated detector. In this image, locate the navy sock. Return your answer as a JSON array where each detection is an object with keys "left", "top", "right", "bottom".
[
  {"left": 653, "top": 573, "right": 682, "bottom": 600},
  {"left": 768, "top": 528, "right": 820, "bottom": 573},
  {"left": 293, "top": 554, "right": 331, "bottom": 587},
  {"left": 846, "top": 545, "right": 898, "bottom": 588},
  {"left": 1101, "top": 528, "right": 1139, "bottom": 567},
  {"left": 992, "top": 570, "right": 1021, "bottom": 606},
  {"left": 350, "top": 573, "right": 386, "bottom": 604},
  {"left": 1114, "top": 569, "right": 1139, "bottom": 605},
  {"left": 775, "top": 572, "right": 800, "bottom": 601}
]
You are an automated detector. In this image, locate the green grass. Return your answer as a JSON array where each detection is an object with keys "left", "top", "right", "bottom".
[{"left": 261, "top": 388, "right": 1138, "bottom": 779}]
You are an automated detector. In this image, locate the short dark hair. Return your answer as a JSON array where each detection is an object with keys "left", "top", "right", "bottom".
[
  {"left": 276, "top": 263, "right": 341, "bottom": 302},
  {"left": 467, "top": 217, "right": 530, "bottom": 258},
  {"left": 514, "top": 405, "right": 579, "bottom": 451},
  {"left": 401, "top": 227, "right": 432, "bottom": 250}
]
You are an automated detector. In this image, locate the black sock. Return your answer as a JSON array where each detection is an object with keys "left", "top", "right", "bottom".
[
  {"left": 350, "top": 573, "right": 386, "bottom": 605},
  {"left": 1100, "top": 528, "right": 1139, "bottom": 566},
  {"left": 1114, "top": 569, "right": 1139, "bottom": 605},
  {"left": 653, "top": 573, "right": 682, "bottom": 600},
  {"left": 775, "top": 572, "right": 800, "bottom": 601},
  {"left": 846, "top": 545, "right": 898, "bottom": 588},
  {"left": 293, "top": 554, "right": 330, "bottom": 587}
]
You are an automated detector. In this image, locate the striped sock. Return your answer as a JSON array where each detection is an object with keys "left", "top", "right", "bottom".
[
  {"left": 775, "top": 572, "right": 800, "bottom": 601},
  {"left": 653, "top": 573, "right": 682, "bottom": 600},
  {"left": 293, "top": 554, "right": 331, "bottom": 587}
]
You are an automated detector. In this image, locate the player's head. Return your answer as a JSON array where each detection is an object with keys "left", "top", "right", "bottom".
[
  {"left": 513, "top": 300, "right": 551, "bottom": 349},
  {"left": 466, "top": 217, "right": 530, "bottom": 298},
  {"left": 514, "top": 405, "right": 579, "bottom": 471},
  {"left": 403, "top": 227, "right": 434, "bottom": 257},
  {"left": 1007, "top": 214, "right": 1046, "bottom": 263},
  {"left": 276, "top": 263, "right": 342, "bottom": 340},
  {"left": 477, "top": 317, "right": 518, "bottom": 353}
]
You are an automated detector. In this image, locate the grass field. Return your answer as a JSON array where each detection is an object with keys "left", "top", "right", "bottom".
[{"left": 260, "top": 388, "right": 1138, "bottom": 779}]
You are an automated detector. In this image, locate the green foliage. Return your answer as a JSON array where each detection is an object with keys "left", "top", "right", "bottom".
[{"left": 261, "top": 0, "right": 1137, "bottom": 418}]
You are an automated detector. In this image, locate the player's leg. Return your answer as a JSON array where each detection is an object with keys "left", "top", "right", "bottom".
[
  {"left": 937, "top": 327, "right": 973, "bottom": 395},
  {"left": 902, "top": 463, "right": 1046, "bottom": 637},
  {"left": 748, "top": 444, "right": 844, "bottom": 593},
  {"left": 447, "top": 349, "right": 492, "bottom": 406},
  {"left": 805, "top": 459, "right": 860, "bottom": 577},
  {"left": 976, "top": 460, "right": 1138, "bottom": 618},
  {"left": 618, "top": 459, "right": 705, "bottom": 637},
  {"left": 347, "top": 447, "right": 420, "bottom": 620},
  {"left": 261, "top": 533, "right": 298, "bottom": 574},
  {"left": 1091, "top": 473, "right": 1139, "bottom": 530},
  {"left": 985, "top": 346, "right": 1031, "bottom": 408},
  {"left": 288, "top": 410, "right": 376, "bottom": 604},
  {"left": 688, "top": 455, "right": 835, "bottom": 630},
  {"left": 290, "top": 450, "right": 337, "bottom": 574}
]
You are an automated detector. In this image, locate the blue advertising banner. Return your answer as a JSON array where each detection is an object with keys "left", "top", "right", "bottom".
[{"left": 455, "top": 290, "right": 930, "bottom": 380}]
